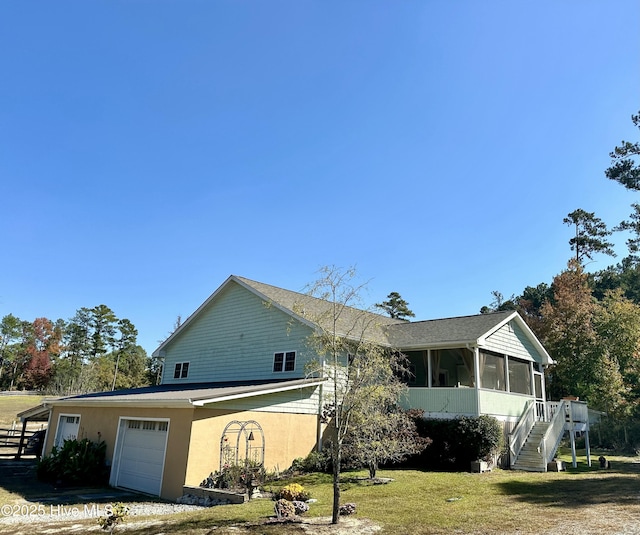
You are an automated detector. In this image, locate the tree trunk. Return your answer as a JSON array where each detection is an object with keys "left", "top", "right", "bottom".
[
  {"left": 331, "top": 444, "right": 341, "bottom": 524},
  {"left": 368, "top": 460, "right": 377, "bottom": 480}
]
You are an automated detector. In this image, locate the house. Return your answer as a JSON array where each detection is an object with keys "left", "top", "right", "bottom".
[{"left": 26, "top": 275, "right": 590, "bottom": 500}]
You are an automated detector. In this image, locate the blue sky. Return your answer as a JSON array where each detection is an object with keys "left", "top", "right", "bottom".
[{"left": 1, "top": 1, "right": 639, "bottom": 356}]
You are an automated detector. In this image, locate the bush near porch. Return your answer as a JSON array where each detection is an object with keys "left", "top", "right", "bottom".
[{"left": 405, "top": 415, "right": 502, "bottom": 470}]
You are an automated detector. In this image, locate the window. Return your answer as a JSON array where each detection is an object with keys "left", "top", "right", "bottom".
[
  {"left": 173, "top": 362, "right": 189, "bottom": 379},
  {"left": 273, "top": 351, "right": 296, "bottom": 372}
]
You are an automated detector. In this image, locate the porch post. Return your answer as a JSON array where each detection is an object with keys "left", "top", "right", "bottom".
[
  {"left": 427, "top": 349, "right": 432, "bottom": 388},
  {"left": 541, "top": 367, "right": 549, "bottom": 421},
  {"left": 504, "top": 355, "right": 510, "bottom": 392},
  {"left": 15, "top": 419, "right": 28, "bottom": 460},
  {"left": 584, "top": 428, "right": 592, "bottom": 467},
  {"left": 473, "top": 347, "right": 481, "bottom": 416},
  {"left": 529, "top": 362, "right": 535, "bottom": 397},
  {"left": 569, "top": 404, "right": 577, "bottom": 467},
  {"left": 570, "top": 430, "right": 577, "bottom": 468},
  {"left": 473, "top": 347, "right": 481, "bottom": 389}
]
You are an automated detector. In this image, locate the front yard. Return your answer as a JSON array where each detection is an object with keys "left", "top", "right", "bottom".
[{"left": 0, "top": 449, "right": 638, "bottom": 534}]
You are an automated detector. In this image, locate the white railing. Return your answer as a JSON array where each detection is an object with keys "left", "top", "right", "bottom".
[
  {"left": 540, "top": 400, "right": 567, "bottom": 465},
  {"left": 569, "top": 401, "right": 589, "bottom": 423},
  {"left": 509, "top": 399, "right": 535, "bottom": 468}
]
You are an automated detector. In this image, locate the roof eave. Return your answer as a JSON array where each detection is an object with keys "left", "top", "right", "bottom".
[
  {"left": 398, "top": 340, "right": 481, "bottom": 351},
  {"left": 45, "top": 398, "right": 194, "bottom": 409},
  {"left": 192, "top": 377, "right": 326, "bottom": 407}
]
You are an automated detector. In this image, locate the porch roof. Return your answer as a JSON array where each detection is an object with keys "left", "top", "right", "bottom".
[{"left": 385, "top": 310, "right": 516, "bottom": 348}]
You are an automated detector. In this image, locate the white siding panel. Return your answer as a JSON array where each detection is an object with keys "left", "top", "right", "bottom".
[
  {"left": 163, "top": 282, "right": 314, "bottom": 384},
  {"left": 485, "top": 321, "right": 542, "bottom": 362}
]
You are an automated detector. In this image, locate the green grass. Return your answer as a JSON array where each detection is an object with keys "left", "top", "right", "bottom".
[
  {"left": 0, "top": 395, "right": 636, "bottom": 534},
  {"left": 0, "top": 395, "right": 43, "bottom": 428},
  {"left": 1, "top": 451, "right": 638, "bottom": 534}
]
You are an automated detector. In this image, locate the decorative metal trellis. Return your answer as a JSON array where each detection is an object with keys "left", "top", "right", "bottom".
[{"left": 219, "top": 420, "right": 265, "bottom": 470}]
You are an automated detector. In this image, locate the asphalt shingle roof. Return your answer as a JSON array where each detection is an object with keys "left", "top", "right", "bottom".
[
  {"left": 235, "top": 276, "right": 404, "bottom": 344},
  {"left": 385, "top": 310, "right": 515, "bottom": 348},
  {"left": 236, "top": 277, "right": 515, "bottom": 349}
]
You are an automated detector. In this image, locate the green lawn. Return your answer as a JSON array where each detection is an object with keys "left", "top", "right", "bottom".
[
  {"left": 0, "top": 395, "right": 43, "bottom": 429},
  {"left": 1, "top": 451, "right": 638, "bottom": 534},
  {"left": 0, "top": 396, "right": 636, "bottom": 534}
]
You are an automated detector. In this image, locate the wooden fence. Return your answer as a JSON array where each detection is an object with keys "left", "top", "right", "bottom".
[{"left": 0, "top": 422, "right": 46, "bottom": 459}]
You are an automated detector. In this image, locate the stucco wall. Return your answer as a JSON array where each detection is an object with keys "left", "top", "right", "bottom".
[
  {"left": 45, "top": 404, "right": 194, "bottom": 500},
  {"left": 45, "top": 401, "right": 320, "bottom": 501},
  {"left": 185, "top": 408, "right": 319, "bottom": 487}
]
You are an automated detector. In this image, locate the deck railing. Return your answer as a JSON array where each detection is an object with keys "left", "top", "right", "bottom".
[
  {"left": 508, "top": 399, "right": 535, "bottom": 468},
  {"left": 540, "top": 400, "right": 567, "bottom": 465}
]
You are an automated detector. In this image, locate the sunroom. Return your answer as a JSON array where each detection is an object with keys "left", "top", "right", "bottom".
[{"left": 402, "top": 347, "right": 545, "bottom": 422}]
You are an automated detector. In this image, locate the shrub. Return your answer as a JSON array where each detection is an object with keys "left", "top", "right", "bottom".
[
  {"left": 97, "top": 502, "right": 129, "bottom": 531},
  {"left": 289, "top": 449, "right": 332, "bottom": 473},
  {"left": 404, "top": 415, "right": 502, "bottom": 470},
  {"left": 274, "top": 499, "right": 296, "bottom": 519},
  {"left": 201, "top": 460, "right": 265, "bottom": 493},
  {"left": 37, "top": 438, "right": 108, "bottom": 487},
  {"left": 277, "top": 483, "right": 310, "bottom": 502}
]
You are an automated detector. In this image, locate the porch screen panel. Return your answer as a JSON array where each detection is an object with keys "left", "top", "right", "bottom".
[
  {"left": 479, "top": 352, "right": 505, "bottom": 391},
  {"left": 508, "top": 358, "right": 532, "bottom": 395}
]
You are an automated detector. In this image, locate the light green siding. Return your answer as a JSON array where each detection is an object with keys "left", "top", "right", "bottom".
[
  {"left": 402, "top": 387, "right": 478, "bottom": 416},
  {"left": 485, "top": 321, "right": 542, "bottom": 363},
  {"left": 162, "top": 282, "right": 315, "bottom": 384},
  {"left": 478, "top": 389, "right": 531, "bottom": 418}
]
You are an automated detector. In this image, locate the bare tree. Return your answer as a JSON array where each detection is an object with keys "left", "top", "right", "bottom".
[{"left": 302, "top": 266, "right": 411, "bottom": 524}]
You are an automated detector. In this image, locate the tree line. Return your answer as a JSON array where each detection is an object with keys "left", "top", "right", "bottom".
[
  {"left": 479, "top": 111, "right": 640, "bottom": 445},
  {"left": 0, "top": 305, "right": 154, "bottom": 394}
]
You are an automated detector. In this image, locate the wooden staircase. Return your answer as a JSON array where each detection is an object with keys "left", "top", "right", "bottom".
[
  {"left": 510, "top": 399, "right": 592, "bottom": 471},
  {"left": 511, "top": 421, "right": 550, "bottom": 472}
]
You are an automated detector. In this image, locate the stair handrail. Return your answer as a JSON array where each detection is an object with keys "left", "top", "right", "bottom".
[
  {"left": 509, "top": 399, "right": 535, "bottom": 468},
  {"left": 540, "top": 399, "right": 567, "bottom": 465}
]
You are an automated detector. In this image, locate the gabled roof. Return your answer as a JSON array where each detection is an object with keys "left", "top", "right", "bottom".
[
  {"left": 386, "top": 310, "right": 516, "bottom": 347},
  {"left": 386, "top": 310, "right": 553, "bottom": 364},
  {"left": 152, "top": 275, "right": 552, "bottom": 365},
  {"left": 153, "top": 275, "right": 403, "bottom": 356}
]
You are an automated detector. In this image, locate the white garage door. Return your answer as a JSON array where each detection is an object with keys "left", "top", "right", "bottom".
[{"left": 114, "top": 419, "right": 168, "bottom": 496}]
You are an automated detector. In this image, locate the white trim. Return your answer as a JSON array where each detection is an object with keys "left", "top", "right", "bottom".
[
  {"left": 192, "top": 379, "right": 325, "bottom": 407},
  {"left": 173, "top": 361, "right": 190, "bottom": 379},
  {"left": 273, "top": 350, "right": 296, "bottom": 373}
]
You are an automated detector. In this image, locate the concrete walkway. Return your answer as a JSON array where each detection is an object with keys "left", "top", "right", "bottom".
[{"left": 0, "top": 458, "right": 138, "bottom": 504}]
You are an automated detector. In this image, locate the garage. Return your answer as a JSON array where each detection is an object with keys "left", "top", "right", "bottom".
[{"left": 111, "top": 418, "right": 169, "bottom": 496}]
